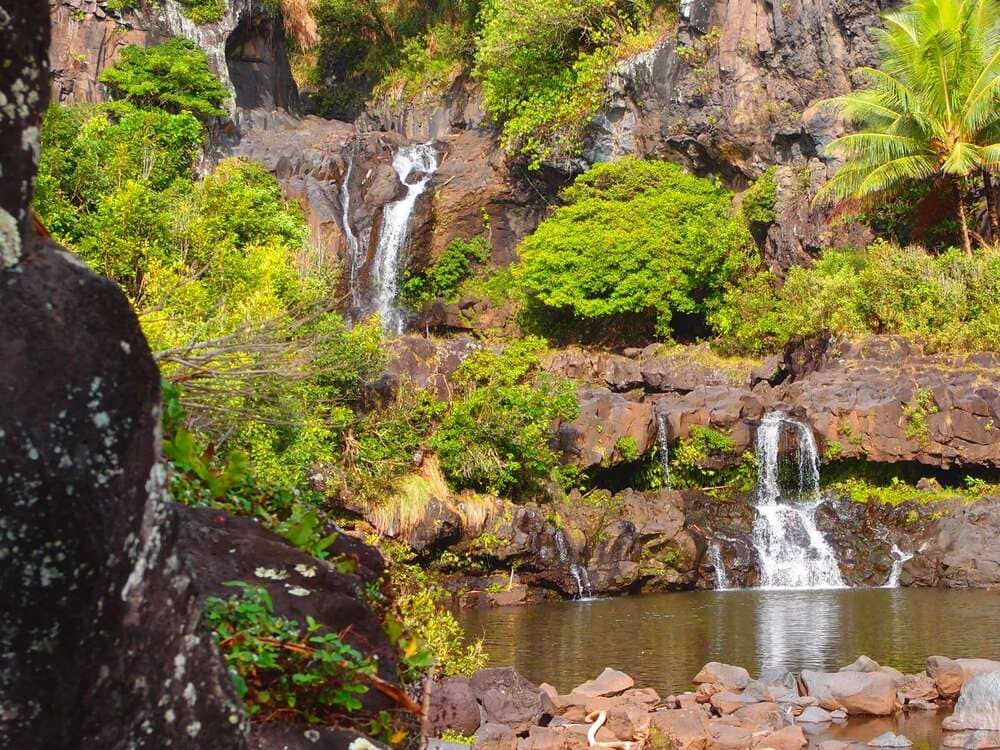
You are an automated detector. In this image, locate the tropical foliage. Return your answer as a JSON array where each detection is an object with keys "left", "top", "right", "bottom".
[
  {"left": 515, "top": 158, "right": 756, "bottom": 339},
  {"left": 816, "top": 0, "right": 1000, "bottom": 251}
]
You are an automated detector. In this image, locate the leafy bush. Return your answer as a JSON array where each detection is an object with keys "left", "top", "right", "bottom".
[
  {"left": 428, "top": 338, "right": 578, "bottom": 496},
  {"left": 204, "top": 583, "right": 376, "bottom": 720},
  {"left": 100, "top": 38, "right": 229, "bottom": 119},
  {"left": 711, "top": 242, "right": 1000, "bottom": 354},
  {"left": 373, "top": 22, "right": 472, "bottom": 102},
  {"left": 671, "top": 427, "right": 756, "bottom": 491},
  {"left": 176, "top": 0, "right": 226, "bottom": 24},
  {"left": 374, "top": 539, "right": 486, "bottom": 679},
  {"left": 474, "top": 0, "right": 656, "bottom": 166},
  {"left": 402, "top": 237, "right": 490, "bottom": 305},
  {"left": 515, "top": 158, "right": 756, "bottom": 339},
  {"left": 740, "top": 166, "right": 778, "bottom": 226}
]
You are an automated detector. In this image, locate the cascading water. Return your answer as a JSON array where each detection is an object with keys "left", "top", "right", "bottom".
[
  {"left": 707, "top": 542, "right": 730, "bottom": 590},
  {"left": 884, "top": 544, "right": 913, "bottom": 588},
  {"left": 555, "top": 529, "right": 593, "bottom": 600},
  {"left": 340, "top": 145, "right": 363, "bottom": 310},
  {"left": 655, "top": 412, "right": 672, "bottom": 489},
  {"left": 370, "top": 142, "right": 438, "bottom": 333},
  {"left": 751, "top": 412, "right": 846, "bottom": 589}
]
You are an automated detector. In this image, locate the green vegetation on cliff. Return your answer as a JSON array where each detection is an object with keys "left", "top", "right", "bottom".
[{"left": 515, "top": 158, "right": 756, "bottom": 340}]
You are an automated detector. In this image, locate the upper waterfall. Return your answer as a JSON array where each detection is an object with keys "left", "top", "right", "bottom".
[
  {"left": 751, "top": 412, "right": 846, "bottom": 590},
  {"left": 370, "top": 142, "right": 438, "bottom": 333}
]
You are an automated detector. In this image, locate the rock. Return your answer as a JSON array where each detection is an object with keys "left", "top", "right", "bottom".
[
  {"left": 710, "top": 691, "right": 762, "bottom": 715},
  {"left": 0, "top": 6, "right": 247, "bottom": 744},
  {"left": 760, "top": 725, "right": 807, "bottom": 750},
  {"left": 473, "top": 723, "right": 518, "bottom": 750},
  {"left": 792, "top": 696, "right": 820, "bottom": 709},
  {"left": 572, "top": 668, "right": 635, "bottom": 698},
  {"left": 906, "top": 700, "right": 939, "bottom": 711},
  {"left": 428, "top": 676, "right": 483, "bottom": 736},
  {"left": 907, "top": 503, "right": 1000, "bottom": 589},
  {"left": 471, "top": 668, "right": 548, "bottom": 733},
  {"left": 558, "top": 387, "right": 654, "bottom": 470},
  {"left": 732, "top": 702, "right": 787, "bottom": 730},
  {"left": 944, "top": 672, "right": 1000, "bottom": 731},
  {"left": 706, "top": 719, "right": 754, "bottom": 749},
  {"left": 697, "top": 683, "right": 724, "bottom": 703},
  {"left": 430, "top": 741, "right": 475, "bottom": 750},
  {"left": 517, "top": 726, "right": 575, "bottom": 750},
  {"left": 898, "top": 672, "right": 938, "bottom": 702},
  {"left": 796, "top": 707, "right": 833, "bottom": 723},
  {"left": 942, "top": 730, "right": 1000, "bottom": 748},
  {"left": 841, "top": 656, "right": 881, "bottom": 673},
  {"left": 605, "top": 701, "right": 651, "bottom": 740},
  {"left": 866, "top": 732, "right": 913, "bottom": 747},
  {"left": 648, "top": 708, "right": 711, "bottom": 750},
  {"left": 250, "top": 725, "right": 388, "bottom": 750},
  {"left": 694, "top": 663, "right": 752, "bottom": 691},
  {"left": 622, "top": 688, "right": 661, "bottom": 706},
  {"left": 829, "top": 710, "right": 848, "bottom": 720},
  {"left": 928, "top": 657, "right": 1000, "bottom": 699},
  {"left": 817, "top": 742, "right": 850, "bottom": 750},
  {"left": 800, "top": 670, "right": 898, "bottom": 715}
]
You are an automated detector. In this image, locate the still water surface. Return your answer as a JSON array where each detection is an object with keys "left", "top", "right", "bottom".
[
  {"left": 460, "top": 589, "right": 1000, "bottom": 748},
  {"left": 459, "top": 588, "right": 1000, "bottom": 695}
]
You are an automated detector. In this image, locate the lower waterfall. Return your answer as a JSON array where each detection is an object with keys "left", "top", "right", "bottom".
[{"left": 751, "top": 412, "right": 846, "bottom": 589}]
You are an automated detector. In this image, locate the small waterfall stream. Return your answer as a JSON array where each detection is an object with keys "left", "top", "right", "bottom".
[
  {"left": 340, "top": 146, "right": 363, "bottom": 310},
  {"left": 707, "top": 543, "right": 731, "bottom": 590},
  {"left": 884, "top": 544, "right": 913, "bottom": 588},
  {"left": 370, "top": 143, "right": 438, "bottom": 333},
  {"left": 752, "top": 412, "right": 846, "bottom": 589},
  {"left": 655, "top": 412, "right": 672, "bottom": 489},
  {"left": 555, "top": 529, "right": 593, "bottom": 600}
]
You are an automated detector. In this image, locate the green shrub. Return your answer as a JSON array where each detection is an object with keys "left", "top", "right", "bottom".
[
  {"left": 177, "top": 0, "right": 225, "bottom": 24},
  {"left": 671, "top": 427, "right": 756, "bottom": 491},
  {"left": 402, "top": 237, "right": 490, "bottom": 305},
  {"left": 474, "top": 0, "right": 655, "bottom": 166},
  {"left": 515, "top": 158, "right": 756, "bottom": 338},
  {"left": 204, "top": 583, "right": 376, "bottom": 720},
  {"left": 740, "top": 166, "right": 778, "bottom": 225},
  {"left": 100, "top": 38, "right": 229, "bottom": 119},
  {"left": 711, "top": 242, "right": 1000, "bottom": 355},
  {"left": 429, "top": 338, "right": 579, "bottom": 496},
  {"left": 373, "top": 22, "right": 472, "bottom": 102}
]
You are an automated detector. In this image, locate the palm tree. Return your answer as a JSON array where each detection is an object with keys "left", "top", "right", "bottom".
[{"left": 814, "top": 0, "right": 1000, "bottom": 254}]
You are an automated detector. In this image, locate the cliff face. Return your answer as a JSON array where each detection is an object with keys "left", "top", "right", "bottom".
[{"left": 48, "top": 0, "right": 297, "bottom": 120}]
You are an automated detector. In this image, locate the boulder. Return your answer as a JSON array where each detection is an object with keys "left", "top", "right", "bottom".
[
  {"left": 800, "top": 670, "right": 897, "bottom": 715},
  {"left": 906, "top": 501, "right": 1000, "bottom": 588},
  {"left": 471, "top": 668, "right": 548, "bottom": 732},
  {"left": 732, "top": 702, "right": 787, "bottom": 730},
  {"left": 694, "top": 663, "right": 752, "bottom": 691},
  {"left": 648, "top": 708, "right": 712, "bottom": 750},
  {"left": 796, "top": 707, "right": 833, "bottom": 723},
  {"left": 944, "top": 672, "right": 1000, "bottom": 731},
  {"left": 866, "top": 733, "right": 912, "bottom": 748},
  {"left": 760, "top": 725, "right": 808, "bottom": 750},
  {"left": 572, "top": 668, "right": 635, "bottom": 698},
  {"left": 558, "top": 387, "right": 655, "bottom": 470},
  {"left": 428, "top": 676, "right": 484, "bottom": 736},
  {"left": 710, "top": 692, "right": 762, "bottom": 715},
  {"left": 942, "top": 731, "right": 1000, "bottom": 748},
  {"left": 250, "top": 725, "right": 388, "bottom": 750},
  {"left": 928, "top": 657, "right": 1000, "bottom": 699},
  {"left": 474, "top": 723, "right": 518, "bottom": 750},
  {"left": 841, "top": 656, "right": 881, "bottom": 673},
  {"left": 897, "top": 673, "right": 938, "bottom": 702},
  {"left": 706, "top": 720, "right": 754, "bottom": 749}
]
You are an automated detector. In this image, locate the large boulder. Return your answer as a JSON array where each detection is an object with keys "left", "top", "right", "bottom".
[
  {"left": 928, "top": 657, "right": 1000, "bottom": 700},
  {"left": 428, "top": 676, "right": 483, "bottom": 736},
  {"left": 470, "top": 668, "right": 549, "bottom": 733},
  {"left": 557, "top": 387, "right": 655, "bottom": 470},
  {"left": 944, "top": 672, "right": 1000, "bottom": 732},
  {"left": 904, "top": 501, "right": 1000, "bottom": 589},
  {"left": 800, "top": 670, "right": 898, "bottom": 715}
]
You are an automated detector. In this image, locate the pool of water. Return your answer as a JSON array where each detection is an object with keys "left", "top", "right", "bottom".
[{"left": 459, "top": 588, "right": 1000, "bottom": 695}]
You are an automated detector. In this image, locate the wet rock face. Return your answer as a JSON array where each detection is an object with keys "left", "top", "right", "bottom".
[{"left": 904, "top": 500, "right": 1000, "bottom": 588}]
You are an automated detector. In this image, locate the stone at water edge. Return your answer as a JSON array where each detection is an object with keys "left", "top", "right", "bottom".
[
  {"left": 942, "top": 730, "right": 1000, "bottom": 749},
  {"left": 801, "top": 670, "right": 898, "bottom": 715},
  {"left": 866, "top": 732, "right": 913, "bottom": 748},
  {"left": 693, "top": 662, "right": 751, "bottom": 691},
  {"left": 841, "top": 656, "right": 881, "bottom": 673},
  {"left": 943, "top": 672, "right": 1000, "bottom": 731},
  {"left": 796, "top": 707, "right": 833, "bottom": 723},
  {"left": 928, "top": 657, "right": 1000, "bottom": 700},
  {"left": 571, "top": 667, "right": 634, "bottom": 698},
  {"left": 817, "top": 742, "right": 851, "bottom": 750},
  {"left": 470, "top": 668, "right": 548, "bottom": 733},
  {"left": 427, "top": 676, "right": 483, "bottom": 736},
  {"left": 648, "top": 709, "right": 712, "bottom": 750},
  {"left": 759, "top": 725, "right": 808, "bottom": 750},
  {"left": 472, "top": 723, "right": 517, "bottom": 750}
]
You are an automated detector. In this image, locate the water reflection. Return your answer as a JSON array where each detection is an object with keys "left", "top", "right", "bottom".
[{"left": 459, "top": 588, "right": 1000, "bottom": 695}]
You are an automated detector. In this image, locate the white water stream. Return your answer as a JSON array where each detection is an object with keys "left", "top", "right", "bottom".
[
  {"left": 752, "top": 412, "right": 846, "bottom": 589},
  {"left": 370, "top": 142, "right": 438, "bottom": 333},
  {"left": 655, "top": 412, "right": 672, "bottom": 490}
]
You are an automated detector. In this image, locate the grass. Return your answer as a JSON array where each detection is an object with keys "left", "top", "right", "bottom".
[{"left": 825, "top": 475, "right": 998, "bottom": 506}]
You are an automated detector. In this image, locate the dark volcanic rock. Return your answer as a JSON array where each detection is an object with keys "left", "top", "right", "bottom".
[
  {"left": 250, "top": 724, "right": 389, "bottom": 750},
  {"left": 2, "top": 7, "right": 247, "bottom": 747},
  {"left": 903, "top": 499, "right": 1000, "bottom": 588}
]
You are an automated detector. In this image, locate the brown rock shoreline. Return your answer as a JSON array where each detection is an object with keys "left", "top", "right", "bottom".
[{"left": 427, "top": 657, "right": 1000, "bottom": 750}]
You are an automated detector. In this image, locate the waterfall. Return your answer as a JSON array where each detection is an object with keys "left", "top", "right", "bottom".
[
  {"left": 884, "top": 544, "right": 913, "bottom": 588},
  {"left": 370, "top": 142, "right": 438, "bottom": 333},
  {"left": 655, "top": 412, "right": 672, "bottom": 489},
  {"left": 340, "top": 146, "right": 363, "bottom": 310},
  {"left": 555, "top": 530, "right": 593, "bottom": 600},
  {"left": 751, "top": 412, "right": 846, "bottom": 590},
  {"left": 707, "top": 542, "right": 730, "bottom": 590}
]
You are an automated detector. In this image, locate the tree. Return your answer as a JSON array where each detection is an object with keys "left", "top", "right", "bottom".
[
  {"left": 815, "top": 0, "right": 1000, "bottom": 253},
  {"left": 100, "top": 38, "right": 229, "bottom": 120}
]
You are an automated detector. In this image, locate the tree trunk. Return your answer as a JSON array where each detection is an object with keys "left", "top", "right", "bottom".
[
  {"left": 986, "top": 171, "right": 1000, "bottom": 243},
  {"left": 957, "top": 181, "right": 973, "bottom": 255}
]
